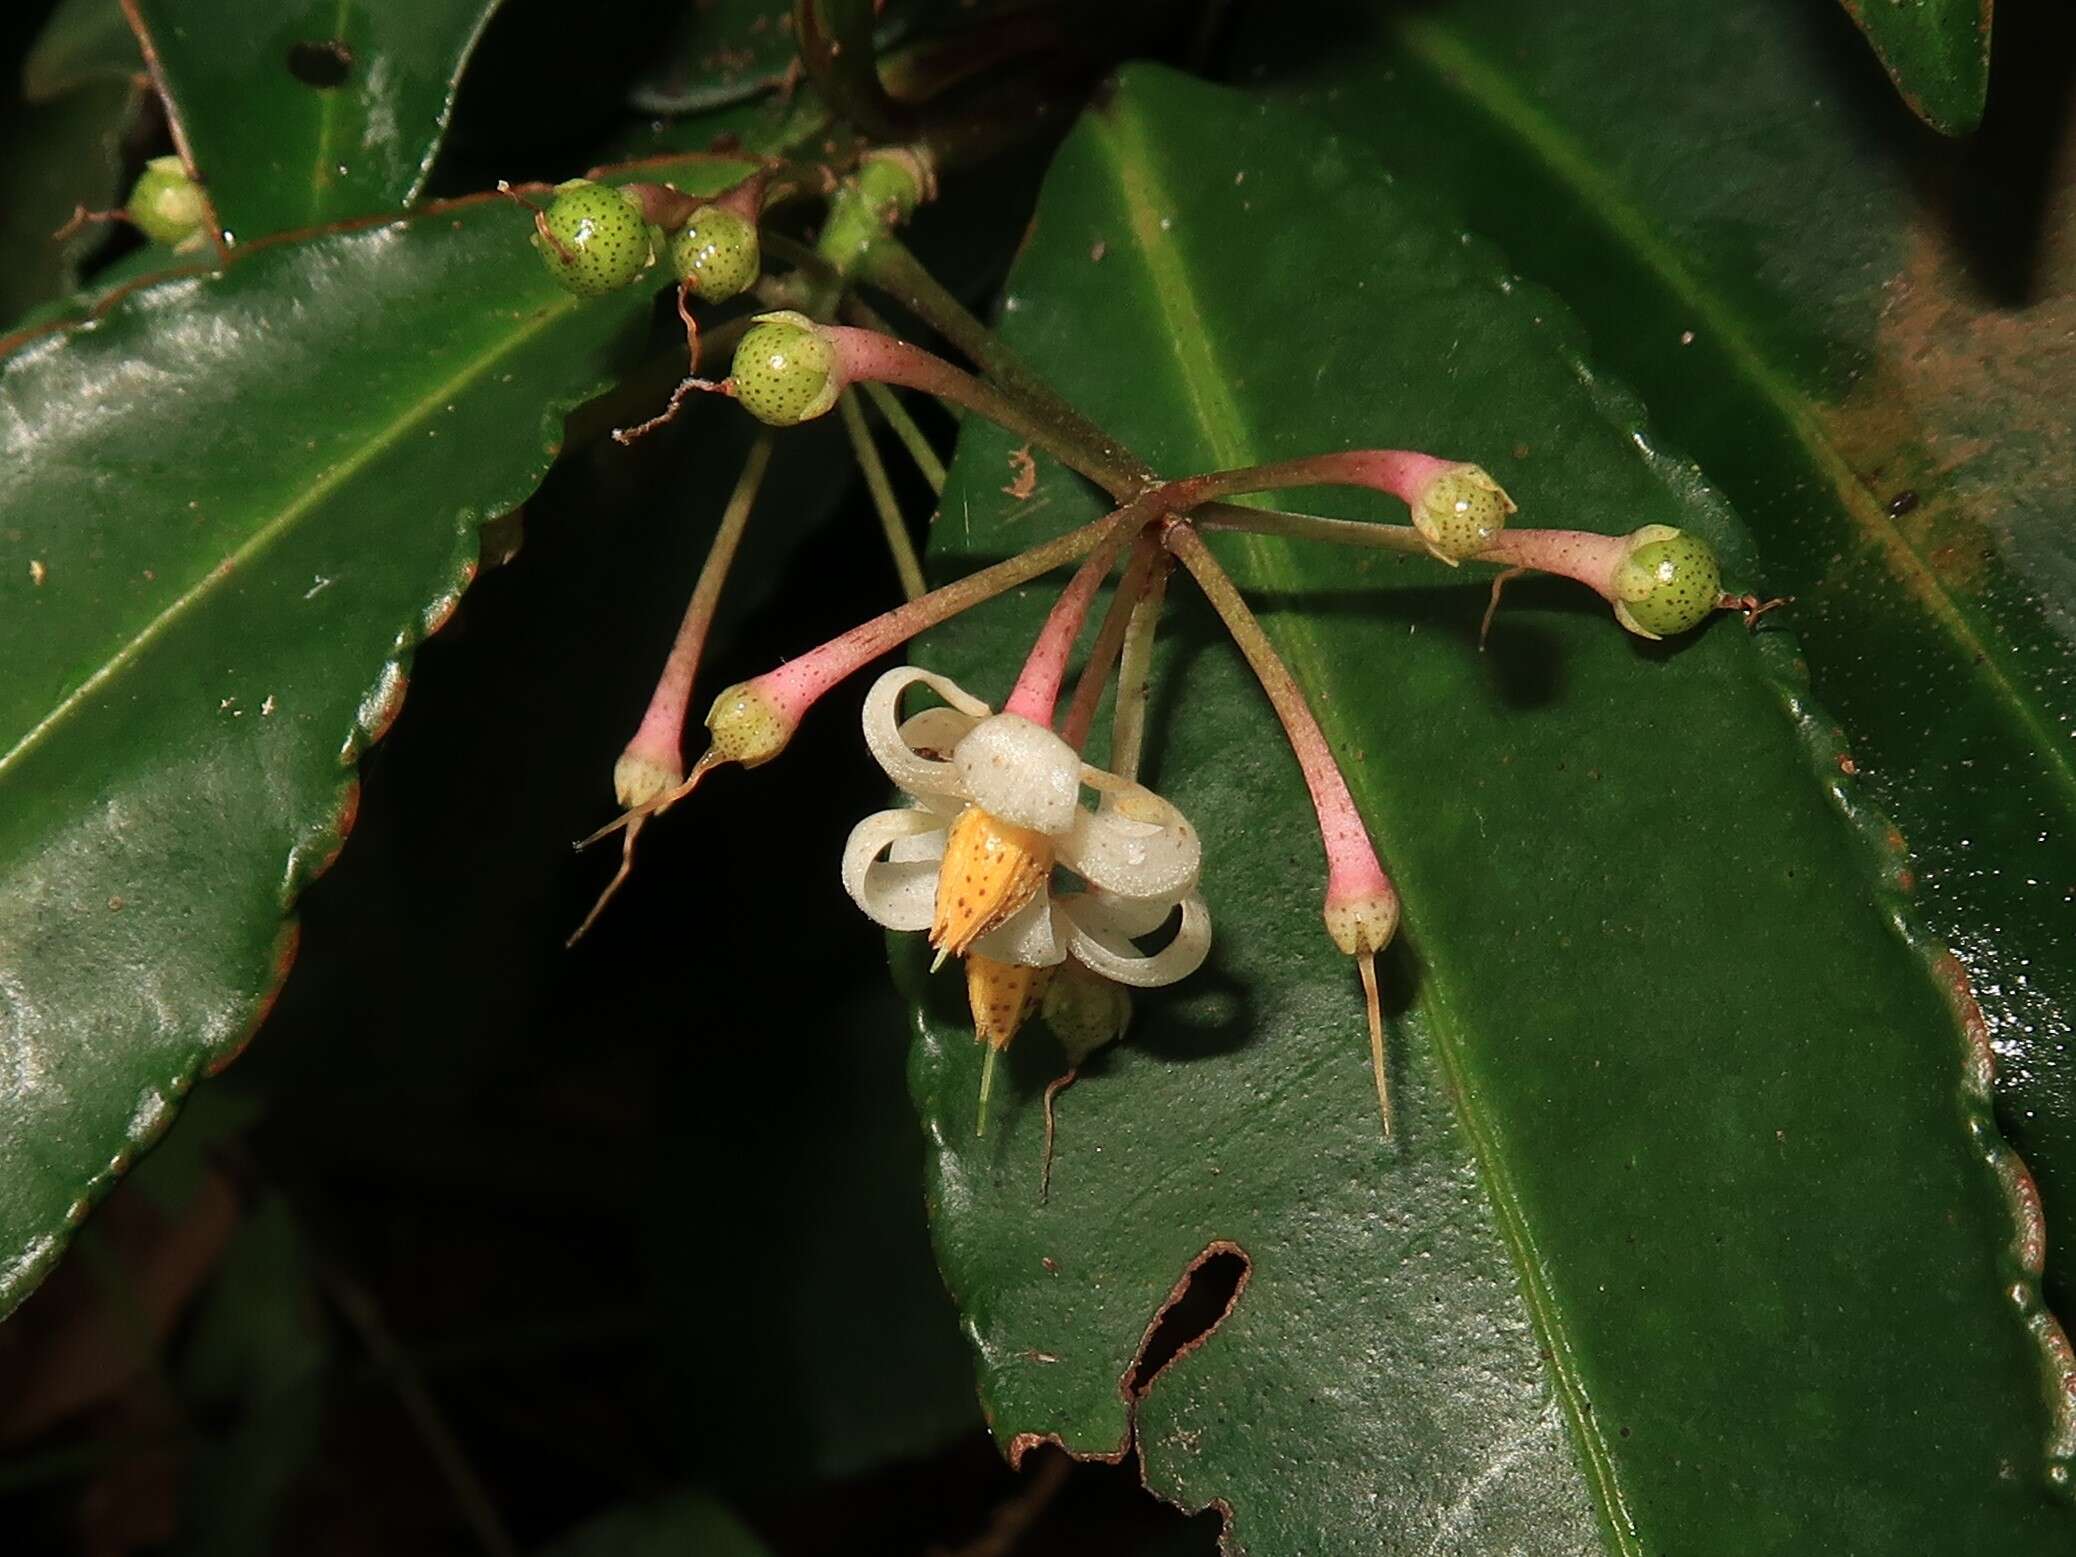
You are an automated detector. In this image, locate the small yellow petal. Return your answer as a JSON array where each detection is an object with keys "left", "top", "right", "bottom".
[{"left": 931, "top": 806, "right": 1054, "bottom": 958}]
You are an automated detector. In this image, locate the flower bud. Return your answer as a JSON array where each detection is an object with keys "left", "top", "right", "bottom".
[
  {"left": 1412, "top": 463, "right": 1514, "bottom": 565},
  {"left": 126, "top": 156, "right": 206, "bottom": 248},
  {"left": 730, "top": 311, "right": 841, "bottom": 426},
  {"left": 1611, "top": 525, "right": 1721, "bottom": 639}
]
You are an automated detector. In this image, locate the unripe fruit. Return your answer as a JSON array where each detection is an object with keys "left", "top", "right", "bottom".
[
  {"left": 704, "top": 681, "right": 793, "bottom": 766},
  {"left": 613, "top": 749, "right": 679, "bottom": 810},
  {"left": 1041, "top": 965, "right": 1132, "bottom": 1067},
  {"left": 1412, "top": 464, "right": 1513, "bottom": 564},
  {"left": 1612, "top": 525, "right": 1721, "bottom": 639},
  {"left": 1324, "top": 887, "right": 1399, "bottom": 957},
  {"left": 669, "top": 206, "right": 761, "bottom": 300},
  {"left": 531, "top": 179, "right": 655, "bottom": 298},
  {"left": 730, "top": 311, "right": 840, "bottom": 426},
  {"left": 126, "top": 156, "right": 206, "bottom": 247}
]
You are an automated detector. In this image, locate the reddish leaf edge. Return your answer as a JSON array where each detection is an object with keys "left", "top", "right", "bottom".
[
  {"left": 115, "top": 0, "right": 515, "bottom": 251},
  {"left": 0, "top": 151, "right": 758, "bottom": 1321},
  {"left": 0, "top": 149, "right": 755, "bottom": 366},
  {"left": 1835, "top": 0, "right": 1994, "bottom": 137}
]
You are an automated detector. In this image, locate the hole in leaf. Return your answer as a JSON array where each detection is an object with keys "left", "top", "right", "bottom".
[
  {"left": 1128, "top": 1243, "right": 1249, "bottom": 1395},
  {"left": 287, "top": 40, "right": 353, "bottom": 89}
]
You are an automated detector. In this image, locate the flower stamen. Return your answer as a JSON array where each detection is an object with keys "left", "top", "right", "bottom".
[
  {"left": 969, "top": 954, "right": 1054, "bottom": 1137},
  {"left": 932, "top": 807, "right": 1055, "bottom": 966}
]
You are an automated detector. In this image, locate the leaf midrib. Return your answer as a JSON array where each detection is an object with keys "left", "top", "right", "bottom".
[
  {"left": 1093, "top": 97, "right": 1646, "bottom": 1557},
  {"left": 308, "top": 0, "right": 357, "bottom": 224},
  {"left": 1391, "top": 15, "right": 2076, "bottom": 819},
  {"left": 0, "top": 276, "right": 577, "bottom": 783}
]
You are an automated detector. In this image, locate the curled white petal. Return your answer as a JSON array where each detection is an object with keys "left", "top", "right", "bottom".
[
  {"left": 970, "top": 893, "right": 1068, "bottom": 968},
  {"left": 887, "top": 826, "right": 949, "bottom": 865},
  {"left": 1058, "top": 782, "right": 1200, "bottom": 900},
  {"left": 953, "top": 714, "right": 1082, "bottom": 835},
  {"left": 841, "top": 808, "right": 947, "bottom": 932},
  {"left": 899, "top": 705, "right": 980, "bottom": 761},
  {"left": 1076, "top": 887, "right": 1179, "bottom": 938},
  {"left": 862, "top": 667, "right": 991, "bottom": 799},
  {"left": 1061, "top": 890, "right": 1211, "bottom": 988}
]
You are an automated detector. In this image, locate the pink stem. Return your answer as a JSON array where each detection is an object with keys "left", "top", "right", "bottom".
[
  {"left": 1474, "top": 529, "right": 1628, "bottom": 599},
  {"left": 623, "top": 640, "right": 699, "bottom": 774},
  {"left": 1059, "top": 534, "right": 1162, "bottom": 753},
  {"left": 1202, "top": 449, "right": 1458, "bottom": 507},
  {"left": 712, "top": 168, "right": 771, "bottom": 220},
  {"left": 738, "top": 473, "right": 1218, "bottom": 734},
  {"left": 744, "top": 512, "right": 1124, "bottom": 727},
  {"left": 1163, "top": 523, "right": 1392, "bottom": 910},
  {"left": 819, "top": 326, "right": 1134, "bottom": 496},
  {"left": 1002, "top": 531, "right": 1132, "bottom": 725},
  {"left": 624, "top": 436, "right": 773, "bottom": 773}
]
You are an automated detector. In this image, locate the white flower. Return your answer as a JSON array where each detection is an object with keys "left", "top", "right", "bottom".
[{"left": 841, "top": 667, "right": 1212, "bottom": 989}]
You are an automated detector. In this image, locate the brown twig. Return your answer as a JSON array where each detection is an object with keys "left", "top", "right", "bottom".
[
  {"left": 1039, "top": 1069, "right": 1078, "bottom": 1204},
  {"left": 933, "top": 1447, "right": 1073, "bottom": 1557}
]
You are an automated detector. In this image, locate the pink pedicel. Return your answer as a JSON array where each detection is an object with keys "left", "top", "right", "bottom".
[
  {"left": 1475, "top": 528, "right": 1629, "bottom": 599},
  {"left": 1002, "top": 535, "right": 1130, "bottom": 726}
]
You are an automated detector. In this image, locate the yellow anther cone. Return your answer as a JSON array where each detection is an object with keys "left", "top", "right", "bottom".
[{"left": 931, "top": 806, "right": 1053, "bottom": 960}]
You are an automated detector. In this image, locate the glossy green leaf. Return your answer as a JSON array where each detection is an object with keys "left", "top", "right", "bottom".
[
  {"left": 906, "top": 65, "right": 2075, "bottom": 1552},
  {"left": 630, "top": 0, "right": 797, "bottom": 116},
  {"left": 1835, "top": 0, "right": 1990, "bottom": 134},
  {"left": 0, "top": 151, "right": 754, "bottom": 1321},
  {"left": 126, "top": 0, "right": 508, "bottom": 241},
  {"left": 1238, "top": 0, "right": 2076, "bottom": 1316}
]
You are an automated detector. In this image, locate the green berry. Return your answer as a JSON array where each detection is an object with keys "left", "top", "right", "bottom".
[
  {"left": 1413, "top": 464, "right": 1512, "bottom": 564},
  {"left": 125, "top": 155, "right": 205, "bottom": 247},
  {"left": 730, "top": 311, "right": 839, "bottom": 426},
  {"left": 669, "top": 206, "right": 760, "bottom": 300},
  {"left": 530, "top": 179, "right": 655, "bottom": 298},
  {"left": 1613, "top": 526, "right": 1721, "bottom": 638},
  {"left": 1040, "top": 962, "right": 1132, "bottom": 1067}
]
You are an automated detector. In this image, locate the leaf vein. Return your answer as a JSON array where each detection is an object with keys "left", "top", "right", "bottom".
[
  {"left": 1094, "top": 91, "right": 1645, "bottom": 1557},
  {"left": 0, "top": 285, "right": 575, "bottom": 785}
]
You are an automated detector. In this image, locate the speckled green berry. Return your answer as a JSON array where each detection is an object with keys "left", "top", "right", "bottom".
[
  {"left": 730, "top": 311, "right": 840, "bottom": 426},
  {"left": 125, "top": 155, "right": 205, "bottom": 247},
  {"left": 669, "top": 206, "right": 760, "bottom": 300},
  {"left": 705, "top": 681, "right": 794, "bottom": 767},
  {"left": 530, "top": 179, "right": 655, "bottom": 298},
  {"left": 1612, "top": 525, "right": 1721, "bottom": 639},
  {"left": 1413, "top": 463, "right": 1514, "bottom": 564}
]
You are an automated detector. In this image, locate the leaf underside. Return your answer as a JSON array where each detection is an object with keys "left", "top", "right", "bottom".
[{"left": 905, "top": 66, "right": 2074, "bottom": 1555}]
